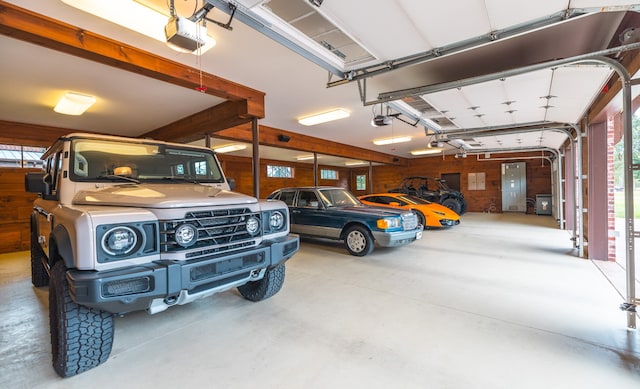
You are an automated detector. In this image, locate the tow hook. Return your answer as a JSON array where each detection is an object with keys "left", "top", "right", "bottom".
[{"left": 250, "top": 269, "right": 261, "bottom": 278}]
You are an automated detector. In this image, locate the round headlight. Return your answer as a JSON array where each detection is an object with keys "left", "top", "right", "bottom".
[
  {"left": 102, "top": 226, "right": 137, "bottom": 256},
  {"left": 269, "top": 211, "right": 284, "bottom": 230},
  {"left": 246, "top": 217, "right": 260, "bottom": 236},
  {"left": 175, "top": 224, "right": 198, "bottom": 247}
]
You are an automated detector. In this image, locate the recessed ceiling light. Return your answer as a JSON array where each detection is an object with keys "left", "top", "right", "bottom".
[
  {"left": 296, "top": 154, "right": 316, "bottom": 160},
  {"left": 53, "top": 92, "right": 96, "bottom": 115},
  {"left": 373, "top": 136, "right": 412, "bottom": 146},
  {"left": 213, "top": 144, "right": 247, "bottom": 153},
  {"left": 344, "top": 161, "right": 367, "bottom": 166}
]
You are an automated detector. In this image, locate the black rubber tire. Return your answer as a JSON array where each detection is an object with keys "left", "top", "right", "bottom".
[
  {"left": 30, "top": 231, "right": 49, "bottom": 287},
  {"left": 237, "top": 264, "right": 285, "bottom": 302},
  {"left": 49, "top": 261, "right": 114, "bottom": 377},
  {"left": 441, "top": 198, "right": 462, "bottom": 214},
  {"left": 414, "top": 211, "right": 426, "bottom": 229},
  {"left": 344, "top": 225, "right": 374, "bottom": 257}
]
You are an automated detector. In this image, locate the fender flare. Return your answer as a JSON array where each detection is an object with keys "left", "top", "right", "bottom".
[{"left": 51, "top": 225, "right": 75, "bottom": 269}]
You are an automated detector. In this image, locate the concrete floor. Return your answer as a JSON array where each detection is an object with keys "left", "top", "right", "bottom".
[{"left": 1, "top": 213, "right": 639, "bottom": 388}]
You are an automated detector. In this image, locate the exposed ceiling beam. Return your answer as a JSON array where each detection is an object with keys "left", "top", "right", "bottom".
[
  {"left": 0, "top": 120, "right": 78, "bottom": 147},
  {"left": 215, "top": 123, "right": 408, "bottom": 166},
  {"left": 141, "top": 101, "right": 252, "bottom": 143},
  {"left": 0, "top": 1, "right": 265, "bottom": 118}
]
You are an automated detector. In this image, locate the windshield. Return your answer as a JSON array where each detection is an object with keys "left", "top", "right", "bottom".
[
  {"left": 318, "top": 188, "right": 361, "bottom": 207},
  {"left": 69, "top": 138, "right": 224, "bottom": 183}
]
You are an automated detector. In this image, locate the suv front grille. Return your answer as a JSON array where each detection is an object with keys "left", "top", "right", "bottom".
[{"left": 160, "top": 208, "right": 260, "bottom": 255}]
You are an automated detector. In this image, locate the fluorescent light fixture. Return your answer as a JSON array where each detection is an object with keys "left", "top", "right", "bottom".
[
  {"left": 53, "top": 92, "right": 96, "bottom": 115},
  {"left": 61, "top": 0, "right": 216, "bottom": 54},
  {"left": 213, "top": 144, "right": 247, "bottom": 153},
  {"left": 298, "top": 108, "right": 350, "bottom": 126},
  {"left": 345, "top": 160, "right": 367, "bottom": 166},
  {"left": 411, "top": 148, "right": 443, "bottom": 156},
  {"left": 372, "top": 136, "right": 412, "bottom": 146},
  {"left": 296, "top": 155, "right": 316, "bottom": 161}
]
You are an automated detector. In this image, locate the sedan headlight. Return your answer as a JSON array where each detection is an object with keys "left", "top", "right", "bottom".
[{"left": 377, "top": 217, "right": 401, "bottom": 230}]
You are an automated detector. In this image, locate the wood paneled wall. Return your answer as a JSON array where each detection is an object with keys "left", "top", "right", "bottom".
[
  {"left": 218, "top": 154, "right": 350, "bottom": 198},
  {"left": 0, "top": 168, "right": 39, "bottom": 253}
]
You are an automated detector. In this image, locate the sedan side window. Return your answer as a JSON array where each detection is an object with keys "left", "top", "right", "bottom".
[
  {"left": 297, "top": 190, "right": 319, "bottom": 207},
  {"left": 279, "top": 190, "right": 296, "bottom": 206}
]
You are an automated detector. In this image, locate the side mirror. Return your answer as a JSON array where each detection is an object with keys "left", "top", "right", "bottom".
[
  {"left": 389, "top": 202, "right": 401, "bottom": 206},
  {"left": 226, "top": 177, "right": 236, "bottom": 191},
  {"left": 25, "top": 172, "right": 47, "bottom": 194}
]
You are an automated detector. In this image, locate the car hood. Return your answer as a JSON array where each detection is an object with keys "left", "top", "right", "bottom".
[
  {"left": 421, "top": 203, "right": 460, "bottom": 219},
  {"left": 72, "top": 183, "right": 256, "bottom": 208},
  {"left": 332, "top": 205, "right": 409, "bottom": 217}
]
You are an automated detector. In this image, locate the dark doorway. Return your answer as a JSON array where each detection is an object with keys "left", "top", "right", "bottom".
[{"left": 441, "top": 173, "right": 461, "bottom": 191}]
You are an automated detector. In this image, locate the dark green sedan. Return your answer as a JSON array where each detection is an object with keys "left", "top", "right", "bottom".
[{"left": 267, "top": 187, "right": 423, "bottom": 256}]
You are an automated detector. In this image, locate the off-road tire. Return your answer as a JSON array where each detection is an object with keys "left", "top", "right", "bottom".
[
  {"left": 344, "top": 225, "right": 374, "bottom": 256},
  {"left": 238, "top": 264, "right": 285, "bottom": 302},
  {"left": 49, "top": 261, "right": 114, "bottom": 377},
  {"left": 442, "top": 198, "right": 462, "bottom": 214},
  {"left": 30, "top": 231, "right": 49, "bottom": 287}
]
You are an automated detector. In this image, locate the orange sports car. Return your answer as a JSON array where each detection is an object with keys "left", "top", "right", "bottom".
[{"left": 358, "top": 193, "right": 460, "bottom": 228}]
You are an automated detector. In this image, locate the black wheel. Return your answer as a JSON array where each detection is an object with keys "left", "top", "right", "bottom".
[
  {"left": 344, "top": 225, "right": 374, "bottom": 256},
  {"left": 30, "top": 231, "right": 49, "bottom": 287},
  {"left": 49, "top": 261, "right": 114, "bottom": 377},
  {"left": 237, "top": 264, "right": 285, "bottom": 302},
  {"left": 441, "top": 198, "right": 462, "bottom": 214}
]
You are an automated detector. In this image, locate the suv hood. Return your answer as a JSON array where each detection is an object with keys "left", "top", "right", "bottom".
[{"left": 73, "top": 184, "right": 256, "bottom": 208}]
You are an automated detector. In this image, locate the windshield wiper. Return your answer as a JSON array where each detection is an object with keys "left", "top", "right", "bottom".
[
  {"left": 161, "top": 176, "right": 200, "bottom": 184},
  {"left": 96, "top": 175, "right": 141, "bottom": 184}
]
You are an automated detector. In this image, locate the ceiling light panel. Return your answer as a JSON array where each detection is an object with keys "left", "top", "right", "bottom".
[
  {"left": 53, "top": 92, "right": 96, "bottom": 115},
  {"left": 298, "top": 108, "right": 350, "bottom": 126}
]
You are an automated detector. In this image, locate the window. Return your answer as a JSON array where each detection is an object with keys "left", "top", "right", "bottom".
[
  {"left": 320, "top": 169, "right": 338, "bottom": 180},
  {"left": 194, "top": 161, "right": 207, "bottom": 175},
  {"left": 0, "top": 144, "right": 46, "bottom": 167},
  {"left": 278, "top": 190, "right": 296, "bottom": 206},
  {"left": 297, "top": 190, "right": 319, "bottom": 207},
  {"left": 267, "top": 165, "right": 293, "bottom": 178},
  {"left": 69, "top": 138, "right": 224, "bottom": 183},
  {"left": 356, "top": 174, "right": 366, "bottom": 191}
]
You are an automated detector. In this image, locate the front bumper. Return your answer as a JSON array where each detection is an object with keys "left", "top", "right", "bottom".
[
  {"left": 440, "top": 219, "right": 460, "bottom": 227},
  {"left": 372, "top": 226, "right": 422, "bottom": 247},
  {"left": 67, "top": 234, "right": 299, "bottom": 314}
]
